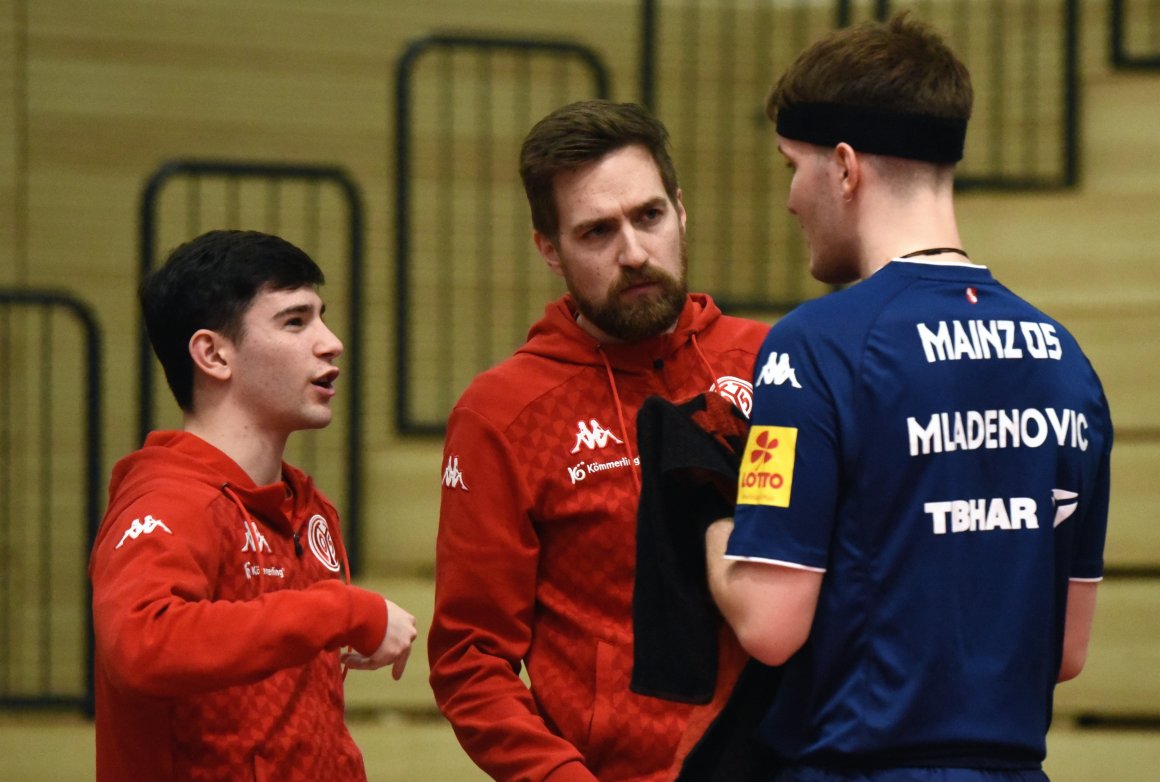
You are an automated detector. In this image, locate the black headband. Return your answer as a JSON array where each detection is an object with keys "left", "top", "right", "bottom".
[{"left": 775, "top": 102, "right": 967, "bottom": 164}]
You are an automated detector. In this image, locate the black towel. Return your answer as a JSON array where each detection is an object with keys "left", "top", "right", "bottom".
[
  {"left": 632, "top": 392, "right": 749, "bottom": 703},
  {"left": 674, "top": 658, "right": 781, "bottom": 781},
  {"left": 632, "top": 392, "right": 783, "bottom": 781}
]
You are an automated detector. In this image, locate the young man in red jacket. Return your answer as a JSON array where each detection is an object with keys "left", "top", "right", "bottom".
[
  {"left": 428, "top": 100, "right": 769, "bottom": 781},
  {"left": 89, "top": 230, "right": 418, "bottom": 782}
]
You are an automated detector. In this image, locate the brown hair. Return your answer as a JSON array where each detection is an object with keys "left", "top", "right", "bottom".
[
  {"left": 767, "top": 12, "right": 972, "bottom": 123},
  {"left": 519, "top": 100, "right": 680, "bottom": 242}
]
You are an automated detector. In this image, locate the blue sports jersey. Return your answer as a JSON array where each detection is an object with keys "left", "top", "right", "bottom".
[{"left": 728, "top": 259, "right": 1112, "bottom": 769}]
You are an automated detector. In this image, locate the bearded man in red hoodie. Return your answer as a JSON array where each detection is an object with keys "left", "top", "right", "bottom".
[
  {"left": 89, "top": 229, "right": 418, "bottom": 781},
  {"left": 428, "top": 100, "right": 770, "bottom": 781}
]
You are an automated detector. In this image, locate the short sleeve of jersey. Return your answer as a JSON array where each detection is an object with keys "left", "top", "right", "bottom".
[
  {"left": 728, "top": 312, "right": 843, "bottom": 570},
  {"left": 1071, "top": 396, "right": 1113, "bottom": 581}
]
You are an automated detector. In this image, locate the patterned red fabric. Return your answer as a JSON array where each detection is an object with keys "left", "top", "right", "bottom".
[
  {"left": 429, "top": 294, "right": 767, "bottom": 781},
  {"left": 89, "top": 431, "right": 387, "bottom": 782}
]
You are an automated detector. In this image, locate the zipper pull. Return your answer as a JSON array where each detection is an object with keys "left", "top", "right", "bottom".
[{"left": 293, "top": 532, "right": 303, "bottom": 557}]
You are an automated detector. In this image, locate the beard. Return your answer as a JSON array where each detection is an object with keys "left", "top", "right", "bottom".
[{"left": 567, "top": 237, "right": 689, "bottom": 342}]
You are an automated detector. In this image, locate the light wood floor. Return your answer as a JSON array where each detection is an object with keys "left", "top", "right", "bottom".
[{"left": 2, "top": 711, "right": 1157, "bottom": 782}]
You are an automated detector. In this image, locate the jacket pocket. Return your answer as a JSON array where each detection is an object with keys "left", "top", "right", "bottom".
[
  {"left": 252, "top": 752, "right": 271, "bottom": 782},
  {"left": 584, "top": 640, "right": 620, "bottom": 767}
]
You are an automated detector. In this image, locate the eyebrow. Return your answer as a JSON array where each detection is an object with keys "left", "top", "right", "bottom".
[
  {"left": 570, "top": 196, "right": 669, "bottom": 236},
  {"left": 272, "top": 301, "right": 325, "bottom": 319},
  {"left": 634, "top": 196, "right": 669, "bottom": 214}
]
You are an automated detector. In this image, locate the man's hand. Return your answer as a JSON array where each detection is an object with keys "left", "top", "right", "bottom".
[{"left": 342, "top": 599, "right": 418, "bottom": 680}]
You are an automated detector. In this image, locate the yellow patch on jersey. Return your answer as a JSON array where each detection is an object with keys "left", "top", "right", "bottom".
[{"left": 737, "top": 425, "right": 797, "bottom": 508}]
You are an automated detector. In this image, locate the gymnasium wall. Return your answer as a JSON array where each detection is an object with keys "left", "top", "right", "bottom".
[{"left": 0, "top": 0, "right": 1157, "bottom": 726}]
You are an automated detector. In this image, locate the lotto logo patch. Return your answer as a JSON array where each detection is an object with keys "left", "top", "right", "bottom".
[{"left": 737, "top": 426, "right": 797, "bottom": 508}]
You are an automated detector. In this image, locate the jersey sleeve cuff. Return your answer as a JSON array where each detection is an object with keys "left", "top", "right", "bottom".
[{"left": 345, "top": 585, "right": 388, "bottom": 655}]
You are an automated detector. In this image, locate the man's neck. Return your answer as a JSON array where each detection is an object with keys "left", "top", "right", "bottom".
[
  {"left": 856, "top": 202, "right": 963, "bottom": 279},
  {"left": 183, "top": 414, "right": 287, "bottom": 487},
  {"left": 845, "top": 158, "right": 964, "bottom": 280}
]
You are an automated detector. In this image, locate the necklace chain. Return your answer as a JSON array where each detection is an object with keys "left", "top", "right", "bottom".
[{"left": 898, "top": 247, "right": 969, "bottom": 260}]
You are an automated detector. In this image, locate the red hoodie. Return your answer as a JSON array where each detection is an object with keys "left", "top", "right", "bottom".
[
  {"left": 89, "top": 431, "right": 387, "bottom": 782},
  {"left": 428, "top": 294, "right": 767, "bottom": 782}
]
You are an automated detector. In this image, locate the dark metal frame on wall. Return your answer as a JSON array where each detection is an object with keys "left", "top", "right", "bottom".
[
  {"left": 635, "top": 0, "right": 881, "bottom": 314},
  {"left": 638, "top": 0, "right": 888, "bottom": 108},
  {"left": 394, "top": 34, "right": 611, "bottom": 435},
  {"left": 1111, "top": 0, "right": 1160, "bottom": 69},
  {"left": 945, "top": 0, "right": 1080, "bottom": 191},
  {"left": 138, "top": 160, "right": 367, "bottom": 574},
  {"left": 0, "top": 289, "right": 102, "bottom": 713},
  {"left": 640, "top": 0, "right": 1080, "bottom": 189},
  {"left": 634, "top": 0, "right": 1080, "bottom": 314}
]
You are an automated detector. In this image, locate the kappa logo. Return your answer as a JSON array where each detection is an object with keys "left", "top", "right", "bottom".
[
  {"left": 570, "top": 419, "right": 624, "bottom": 454},
  {"left": 241, "top": 521, "right": 272, "bottom": 553},
  {"left": 115, "top": 514, "right": 173, "bottom": 549},
  {"left": 756, "top": 351, "right": 802, "bottom": 389},
  {"left": 709, "top": 375, "right": 754, "bottom": 417},
  {"left": 1052, "top": 488, "right": 1079, "bottom": 527},
  {"left": 442, "top": 455, "right": 469, "bottom": 491},
  {"left": 307, "top": 514, "right": 341, "bottom": 572}
]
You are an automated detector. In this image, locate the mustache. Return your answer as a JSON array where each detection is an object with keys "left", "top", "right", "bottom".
[{"left": 610, "top": 265, "right": 678, "bottom": 294}]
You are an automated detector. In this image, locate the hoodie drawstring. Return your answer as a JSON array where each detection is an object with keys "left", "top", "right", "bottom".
[
  {"left": 689, "top": 333, "right": 721, "bottom": 391},
  {"left": 329, "top": 517, "right": 355, "bottom": 680},
  {"left": 225, "top": 482, "right": 357, "bottom": 678},
  {"left": 594, "top": 335, "right": 725, "bottom": 493},
  {"left": 596, "top": 346, "right": 643, "bottom": 492},
  {"left": 221, "top": 483, "right": 266, "bottom": 595}
]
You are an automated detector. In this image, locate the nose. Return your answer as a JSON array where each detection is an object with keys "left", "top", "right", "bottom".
[
  {"left": 618, "top": 227, "right": 649, "bottom": 269},
  {"left": 316, "top": 322, "right": 344, "bottom": 360}
]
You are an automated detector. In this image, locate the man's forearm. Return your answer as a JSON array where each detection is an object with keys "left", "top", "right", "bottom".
[
  {"left": 704, "top": 518, "right": 738, "bottom": 621},
  {"left": 704, "top": 517, "right": 822, "bottom": 667}
]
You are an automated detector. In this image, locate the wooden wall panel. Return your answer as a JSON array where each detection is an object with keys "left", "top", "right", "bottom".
[
  {"left": 1, "top": 0, "right": 27, "bottom": 283},
  {"left": 9, "top": 0, "right": 642, "bottom": 464}
]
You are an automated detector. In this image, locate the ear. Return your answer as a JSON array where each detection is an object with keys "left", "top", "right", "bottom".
[
  {"left": 188, "top": 329, "right": 232, "bottom": 382},
  {"left": 675, "top": 188, "right": 687, "bottom": 232},
  {"left": 534, "top": 231, "right": 565, "bottom": 278},
  {"left": 834, "top": 142, "right": 861, "bottom": 201}
]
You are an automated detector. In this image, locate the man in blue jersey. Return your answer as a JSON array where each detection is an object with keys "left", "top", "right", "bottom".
[{"left": 706, "top": 12, "right": 1112, "bottom": 782}]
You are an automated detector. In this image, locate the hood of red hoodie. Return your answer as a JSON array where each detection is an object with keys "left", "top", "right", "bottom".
[
  {"left": 516, "top": 293, "right": 722, "bottom": 373},
  {"left": 103, "top": 431, "right": 317, "bottom": 541}
]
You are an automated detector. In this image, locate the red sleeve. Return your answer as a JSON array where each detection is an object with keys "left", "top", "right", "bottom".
[
  {"left": 89, "top": 490, "right": 386, "bottom": 697},
  {"left": 427, "top": 407, "right": 597, "bottom": 782}
]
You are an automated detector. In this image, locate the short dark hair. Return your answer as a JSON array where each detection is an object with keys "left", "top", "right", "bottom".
[
  {"left": 767, "top": 12, "right": 972, "bottom": 123},
  {"left": 140, "top": 229, "right": 325, "bottom": 411},
  {"left": 519, "top": 100, "right": 680, "bottom": 242}
]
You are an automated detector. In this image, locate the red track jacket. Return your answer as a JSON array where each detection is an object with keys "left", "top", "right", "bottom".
[
  {"left": 429, "top": 294, "right": 767, "bottom": 781},
  {"left": 89, "top": 431, "right": 387, "bottom": 782}
]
